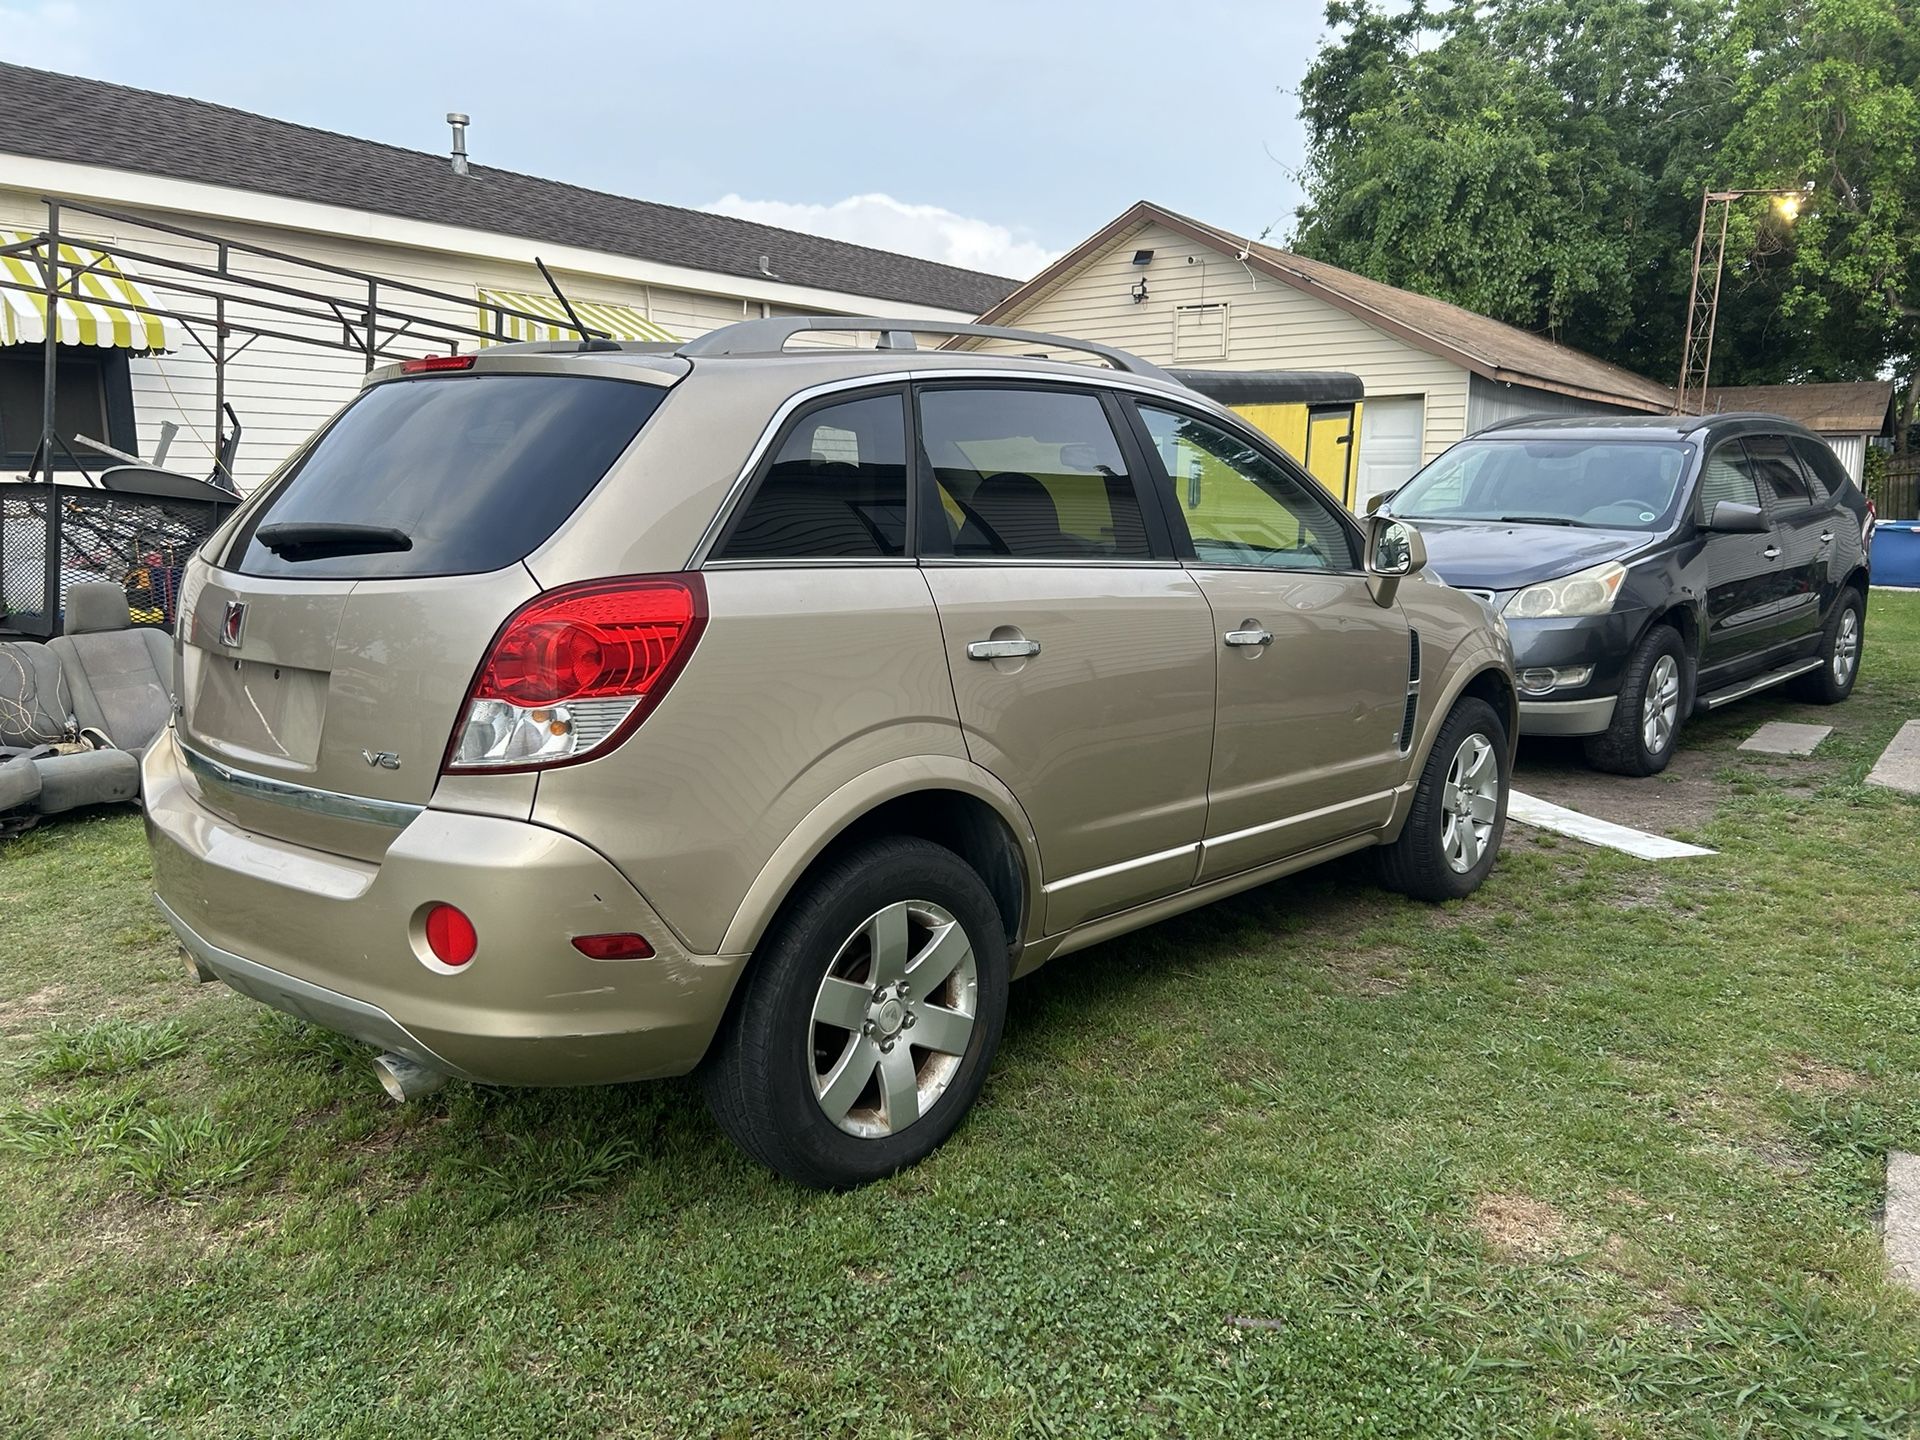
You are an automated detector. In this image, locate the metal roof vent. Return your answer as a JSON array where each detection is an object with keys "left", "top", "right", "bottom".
[{"left": 447, "top": 112, "right": 471, "bottom": 176}]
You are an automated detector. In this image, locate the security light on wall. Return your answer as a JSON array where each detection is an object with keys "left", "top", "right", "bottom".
[{"left": 1131, "top": 277, "right": 1149, "bottom": 304}]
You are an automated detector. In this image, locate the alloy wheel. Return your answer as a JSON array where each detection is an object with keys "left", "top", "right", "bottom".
[
  {"left": 1834, "top": 607, "right": 1860, "bottom": 687},
  {"left": 1440, "top": 733, "right": 1500, "bottom": 874},
  {"left": 808, "top": 901, "right": 979, "bottom": 1139},
  {"left": 1641, "top": 654, "right": 1681, "bottom": 756}
]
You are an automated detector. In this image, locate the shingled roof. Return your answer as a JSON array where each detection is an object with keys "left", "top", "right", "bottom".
[
  {"left": 0, "top": 62, "right": 1021, "bottom": 316},
  {"left": 982, "top": 201, "right": 1679, "bottom": 413},
  {"left": 1705, "top": 381, "right": 1896, "bottom": 435}
]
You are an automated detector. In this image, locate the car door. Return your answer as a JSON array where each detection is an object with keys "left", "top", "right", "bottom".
[
  {"left": 1742, "top": 433, "right": 1827, "bottom": 651},
  {"left": 915, "top": 382, "right": 1217, "bottom": 934},
  {"left": 1130, "top": 400, "right": 1413, "bottom": 882},
  {"left": 1694, "top": 438, "right": 1785, "bottom": 679}
]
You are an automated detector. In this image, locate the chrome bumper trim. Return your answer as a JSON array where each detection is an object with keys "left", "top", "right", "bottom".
[
  {"left": 1517, "top": 695, "right": 1618, "bottom": 737},
  {"left": 178, "top": 736, "right": 423, "bottom": 831}
]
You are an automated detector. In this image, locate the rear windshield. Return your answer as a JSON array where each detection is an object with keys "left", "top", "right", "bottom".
[
  {"left": 1391, "top": 438, "right": 1693, "bottom": 531},
  {"left": 229, "top": 374, "right": 666, "bottom": 579}
]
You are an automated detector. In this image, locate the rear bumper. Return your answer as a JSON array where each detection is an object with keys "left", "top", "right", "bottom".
[
  {"left": 1517, "top": 695, "right": 1618, "bottom": 737},
  {"left": 143, "top": 730, "right": 748, "bottom": 1087}
]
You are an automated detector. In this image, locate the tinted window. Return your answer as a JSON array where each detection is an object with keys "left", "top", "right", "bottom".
[
  {"left": 1391, "top": 439, "right": 1691, "bottom": 530},
  {"left": 718, "top": 393, "right": 907, "bottom": 559},
  {"left": 234, "top": 374, "right": 663, "bottom": 579},
  {"left": 919, "top": 388, "right": 1150, "bottom": 560},
  {"left": 1138, "top": 404, "right": 1356, "bottom": 570},
  {"left": 1698, "top": 442, "right": 1761, "bottom": 512},
  {"left": 1789, "top": 435, "right": 1845, "bottom": 497},
  {"left": 1743, "top": 434, "right": 1813, "bottom": 508}
]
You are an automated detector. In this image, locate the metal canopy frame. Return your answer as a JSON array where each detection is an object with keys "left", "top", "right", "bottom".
[{"left": 0, "top": 194, "right": 606, "bottom": 638}]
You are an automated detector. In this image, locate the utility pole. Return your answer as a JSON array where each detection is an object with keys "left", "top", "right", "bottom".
[{"left": 1675, "top": 186, "right": 1806, "bottom": 416}]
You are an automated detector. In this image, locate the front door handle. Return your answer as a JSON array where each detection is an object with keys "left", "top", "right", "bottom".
[
  {"left": 1762, "top": 544, "right": 1782, "bottom": 560},
  {"left": 1819, "top": 531, "right": 1834, "bottom": 545},
  {"left": 1224, "top": 627, "right": 1274, "bottom": 648},
  {"left": 966, "top": 638, "right": 1041, "bottom": 661}
]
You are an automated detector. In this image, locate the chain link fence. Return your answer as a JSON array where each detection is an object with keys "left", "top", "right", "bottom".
[{"left": 1, "top": 484, "right": 235, "bottom": 638}]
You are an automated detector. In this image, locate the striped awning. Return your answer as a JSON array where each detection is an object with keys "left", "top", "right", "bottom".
[
  {"left": 0, "top": 231, "right": 181, "bottom": 350},
  {"left": 477, "top": 286, "right": 678, "bottom": 345}
]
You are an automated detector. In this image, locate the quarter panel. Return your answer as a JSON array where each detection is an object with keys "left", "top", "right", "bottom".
[{"left": 530, "top": 566, "right": 966, "bottom": 955}]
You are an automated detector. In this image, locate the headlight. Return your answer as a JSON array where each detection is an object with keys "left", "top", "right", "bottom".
[{"left": 1504, "top": 561, "right": 1627, "bottom": 618}]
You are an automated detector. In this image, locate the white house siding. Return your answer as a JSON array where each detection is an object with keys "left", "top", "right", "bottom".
[
  {"left": 975, "top": 221, "right": 1474, "bottom": 466},
  {"left": 1466, "top": 374, "right": 1635, "bottom": 432},
  {"left": 0, "top": 171, "right": 969, "bottom": 490}
]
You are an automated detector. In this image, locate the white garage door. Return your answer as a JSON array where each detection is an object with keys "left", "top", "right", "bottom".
[{"left": 1357, "top": 396, "right": 1425, "bottom": 507}]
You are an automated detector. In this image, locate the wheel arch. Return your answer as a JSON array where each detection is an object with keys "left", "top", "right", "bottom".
[{"left": 718, "top": 757, "right": 1041, "bottom": 961}]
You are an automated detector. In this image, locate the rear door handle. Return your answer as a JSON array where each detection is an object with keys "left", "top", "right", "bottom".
[
  {"left": 966, "top": 638, "right": 1041, "bottom": 660},
  {"left": 1224, "top": 627, "right": 1273, "bottom": 648},
  {"left": 1819, "top": 531, "right": 1834, "bottom": 545},
  {"left": 1762, "top": 545, "right": 1781, "bottom": 560}
]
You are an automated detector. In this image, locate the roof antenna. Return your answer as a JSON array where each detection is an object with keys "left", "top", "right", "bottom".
[{"left": 534, "top": 256, "right": 616, "bottom": 349}]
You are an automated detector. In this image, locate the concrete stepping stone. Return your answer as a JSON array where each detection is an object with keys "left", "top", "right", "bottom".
[
  {"left": 1887, "top": 1152, "right": 1920, "bottom": 1292},
  {"left": 1739, "top": 721, "right": 1832, "bottom": 756},
  {"left": 1867, "top": 720, "right": 1920, "bottom": 796},
  {"left": 1506, "top": 790, "right": 1714, "bottom": 859}
]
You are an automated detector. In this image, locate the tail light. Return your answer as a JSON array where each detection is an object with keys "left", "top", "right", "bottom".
[
  {"left": 402, "top": 354, "right": 475, "bottom": 374},
  {"left": 444, "top": 574, "right": 706, "bottom": 773},
  {"left": 1865, "top": 497, "right": 1877, "bottom": 552}
]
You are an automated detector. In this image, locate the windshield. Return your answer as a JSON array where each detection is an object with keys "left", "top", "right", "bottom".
[{"left": 1390, "top": 439, "right": 1693, "bottom": 531}]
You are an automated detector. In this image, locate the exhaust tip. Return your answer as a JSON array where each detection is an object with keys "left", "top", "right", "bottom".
[
  {"left": 372, "top": 1052, "right": 449, "bottom": 1103},
  {"left": 181, "top": 948, "right": 219, "bottom": 985}
]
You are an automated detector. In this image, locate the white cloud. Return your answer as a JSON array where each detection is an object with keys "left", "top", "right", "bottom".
[
  {"left": 704, "top": 192, "right": 1059, "bottom": 280},
  {"left": 0, "top": 2, "right": 91, "bottom": 72}
]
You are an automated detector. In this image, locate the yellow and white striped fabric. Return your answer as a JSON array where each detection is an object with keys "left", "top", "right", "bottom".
[
  {"left": 477, "top": 286, "right": 678, "bottom": 345},
  {"left": 0, "top": 231, "right": 179, "bottom": 350}
]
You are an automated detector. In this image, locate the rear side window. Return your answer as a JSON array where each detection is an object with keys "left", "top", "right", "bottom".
[
  {"left": 1743, "top": 434, "right": 1813, "bottom": 509},
  {"left": 232, "top": 374, "right": 664, "bottom": 579},
  {"left": 1698, "top": 442, "right": 1761, "bottom": 512},
  {"left": 918, "top": 387, "right": 1150, "bottom": 560},
  {"left": 716, "top": 393, "right": 907, "bottom": 559},
  {"left": 1789, "top": 435, "right": 1845, "bottom": 498}
]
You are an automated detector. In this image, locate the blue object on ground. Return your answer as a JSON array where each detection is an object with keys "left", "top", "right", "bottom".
[{"left": 1876, "top": 522, "right": 1920, "bottom": 588}]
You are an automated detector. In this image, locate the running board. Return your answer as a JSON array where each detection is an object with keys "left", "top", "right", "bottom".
[{"left": 1699, "top": 658, "right": 1822, "bottom": 711}]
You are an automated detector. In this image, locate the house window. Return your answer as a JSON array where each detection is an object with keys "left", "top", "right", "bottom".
[
  {"left": 1172, "top": 303, "right": 1229, "bottom": 361},
  {"left": 0, "top": 344, "right": 137, "bottom": 471}
]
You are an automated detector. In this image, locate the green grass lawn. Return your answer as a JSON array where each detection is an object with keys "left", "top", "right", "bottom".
[{"left": 4, "top": 595, "right": 1920, "bottom": 1438}]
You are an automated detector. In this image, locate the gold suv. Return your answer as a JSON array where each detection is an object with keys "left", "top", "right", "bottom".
[{"left": 145, "top": 318, "right": 1516, "bottom": 1187}]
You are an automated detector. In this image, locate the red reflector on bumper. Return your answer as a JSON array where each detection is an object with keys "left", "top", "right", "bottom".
[
  {"left": 571, "top": 933, "right": 654, "bottom": 960},
  {"left": 424, "top": 904, "right": 477, "bottom": 965}
]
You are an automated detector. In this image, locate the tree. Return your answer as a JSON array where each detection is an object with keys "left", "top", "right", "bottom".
[{"left": 1291, "top": 0, "right": 1918, "bottom": 413}]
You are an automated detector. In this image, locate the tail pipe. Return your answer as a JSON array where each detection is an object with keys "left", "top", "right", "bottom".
[{"left": 372, "top": 1052, "right": 449, "bottom": 1103}]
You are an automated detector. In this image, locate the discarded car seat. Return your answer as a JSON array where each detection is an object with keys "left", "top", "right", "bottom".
[{"left": 46, "top": 583, "right": 175, "bottom": 756}]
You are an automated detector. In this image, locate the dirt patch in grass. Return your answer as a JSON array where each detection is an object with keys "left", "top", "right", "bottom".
[
  {"left": 1473, "top": 1192, "right": 1572, "bottom": 1261},
  {"left": 1513, "top": 739, "right": 1723, "bottom": 836},
  {"left": 1321, "top": 947, "right": 1409, "bottom": 996},
  {"left": 1779, "top": 1056, "right": 1866, "bottom": 1097},
  {"left": 0, "top": 985, "right": 70, "bottom": 1035}
]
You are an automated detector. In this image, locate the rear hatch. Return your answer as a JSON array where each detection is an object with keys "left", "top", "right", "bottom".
[{"left": 176, "top": 365, "right": 671, "bottom": 860}]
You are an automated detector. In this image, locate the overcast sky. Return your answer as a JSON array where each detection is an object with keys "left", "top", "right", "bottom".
[{"left": 1, "top": 0, "right": 1332, "bottom": 279}]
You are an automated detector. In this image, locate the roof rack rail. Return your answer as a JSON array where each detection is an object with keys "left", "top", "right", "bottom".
[{"left": 675, "top": 316, "right": 1176, "bottom": 384}]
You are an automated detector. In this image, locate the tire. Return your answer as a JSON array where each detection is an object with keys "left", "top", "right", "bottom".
[
  {"left": 701, "top": 836, "right": 1009, "bottom": 1189},
  {"left": 1583, "top": 625, "right": 1686, "bottom": 777},
  {"left": 1788, "top": 588, "right": 1864, "bottom": 704},
  {"left": 1378, "top": 696, "right": 1508, "bottom": 902}
]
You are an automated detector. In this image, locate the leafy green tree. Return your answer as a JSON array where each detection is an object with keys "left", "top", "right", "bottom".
[{"left": 1292, "top": 0, "right": 1918, "bottom": 415}]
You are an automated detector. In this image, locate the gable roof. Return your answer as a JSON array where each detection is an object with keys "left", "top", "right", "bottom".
[
  {"left": 980, "top": 201, "right": 1678, "bottom": 413},
  {"left": 0, "top": 62, "right": 1021, "bottom": 316},
  {"left": 1704, "top": 381, "right": 1896, "bottom": 435}
]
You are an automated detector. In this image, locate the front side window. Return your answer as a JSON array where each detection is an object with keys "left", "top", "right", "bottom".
[
  {"left": 1698, "top": 442, "right": 1762, "bottom": 513},
  {"left": 918, "top": 387, "right": 1150, "bottom": 560},
  {"left": 718, "top": 393, "right": 908, "bottom": 560},
  {"left": 1137, "top": 404, "right": 1356, "bottom": 570},
  {"left": 1743, "top": 434, "right": 1813, "bottom": 509},
  {"left": 1391, "top": 438, "right": 1691, "bottom": 531}
]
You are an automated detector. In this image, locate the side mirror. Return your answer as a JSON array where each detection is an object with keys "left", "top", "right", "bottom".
[
  {"left": 1365, "top": 515, "right": 1426, "bottom": 606},
  {"left": 1364, "top": 487, "right": 1398, "bottom": 516},
  {"left": 1707, "top": 500, "right": 1769, "bottom": 534}
]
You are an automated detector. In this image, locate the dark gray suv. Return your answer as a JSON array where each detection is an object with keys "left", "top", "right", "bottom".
[{"left": 1378, "top": 413, "right": 1872, "bottom": 775}]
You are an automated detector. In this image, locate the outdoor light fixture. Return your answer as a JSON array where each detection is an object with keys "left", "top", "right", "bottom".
[
  {"left": 1131, "top": 276, "right": 1149, "bottom": 304},
  {"left": 1675, "top": 183, "right": 1812, "bottom": 414}
]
